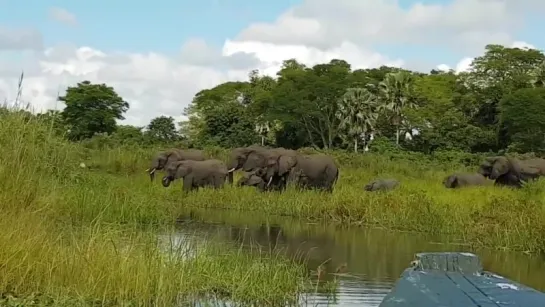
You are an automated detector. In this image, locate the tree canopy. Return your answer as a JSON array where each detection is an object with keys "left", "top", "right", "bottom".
[{"left": 5, "top": 43, "right": 545, "bottom": 155}]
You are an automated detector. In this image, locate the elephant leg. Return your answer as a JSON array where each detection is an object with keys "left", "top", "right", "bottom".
[
  {"left": 183, "top": 176, "right": 193, "bottom": 192},
  {"left": 214, "top": 176, "right": 225, "bottom": 189},
  {"left": 227, "top": 172, "right": 234, "bottom": 185}
]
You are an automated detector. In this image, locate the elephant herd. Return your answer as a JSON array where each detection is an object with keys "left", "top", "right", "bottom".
[
  {"left": 366, "top": 156, "right": 545, "bottom": 192},
  {"left": 145, "top": 145, "right": 339, "bottom": 193},
  {"left": 145, "top": 147, "right": 545, "bottom": 193}
]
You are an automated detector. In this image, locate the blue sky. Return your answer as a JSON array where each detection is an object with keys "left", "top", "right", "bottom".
[
  {"left": 1, "top": 0, "right": 301, "bottom": 54},
  {"left": 0, "top": 0, "right": 543, "bottom": 68}
]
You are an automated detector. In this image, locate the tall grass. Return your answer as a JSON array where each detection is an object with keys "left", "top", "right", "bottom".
[{"left": 0, "top": 112, "right": 311, "bottom": 306}]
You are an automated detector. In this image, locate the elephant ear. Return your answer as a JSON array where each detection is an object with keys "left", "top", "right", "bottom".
[
  {"left": 175, "top": 162, "right": 191, "bottom": 178},
  {"left": 489, "top": 157, "right": 510, "bottom": 179},
  {"left": 242, "top": 151, "right": 263, "bottom": 171},
  {"left": 278, "top": 155, "right": 296, "bottom": 176}
]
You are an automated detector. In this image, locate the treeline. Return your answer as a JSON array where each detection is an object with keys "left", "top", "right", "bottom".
[{"left": 3, "top": 43, "right": 545, "bottom": 156}]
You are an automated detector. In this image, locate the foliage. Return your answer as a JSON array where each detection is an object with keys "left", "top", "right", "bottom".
[
  {"left": 59, "top": 81, "right": 130, "bottom": 140},
  {"left": 499, "top": 87, "right": 545, "bottom": 152},
  {"left": 4, "top": 43, "right": 544, "bottom": 156},
  {"left": 0, "top": 112, "right": 310, "bottom": 306}
]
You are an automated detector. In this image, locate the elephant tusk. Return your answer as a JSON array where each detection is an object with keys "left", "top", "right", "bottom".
[
  {"left": 145, "top": 168, "right": 149, "bottom": 172},
  {"left": 267, "top": 177, "right": 273, "bottom": 187},
  {"left": 227, "top": 168, "right": 236, "bottom": 173},
  {"left": 149, "top": 168, "right": 156, "bottom": 174}
]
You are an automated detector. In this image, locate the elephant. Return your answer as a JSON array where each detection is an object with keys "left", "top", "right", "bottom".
[
  {"left": 226, "top": 146, "right": 296, "bottom": 191},
  {"left": 146, "top": 148, "right": 205, "bottom": 181},
  {"left": 236, "top": 170, "right": 267, "bottom": 192},
  {"left": 226, "top": 145, "right": 268, "bottom": 184},
  {"left": 161, "top": 159, "right": 228, "bottom": 192},
  {"left": 263, "top": 152, "right": 339, "bottom": 193},
  {"left": 364, "top": 178, "right": 400, "bottom": 192},
  {"left": 477, "top": 156, "right": 543, "bottom": 188},
  {"left": 443, "top": 173, "right": 487, "bottom": 189}
]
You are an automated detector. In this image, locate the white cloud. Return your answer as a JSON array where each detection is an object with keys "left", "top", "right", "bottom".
[
  {"left": 0, "top": 27, "right": 42, "bottom": 50},
  {"left": 222, "top": 40, "right": 404, "bottom": 77},
  {"left": 48, "top": 7, "right": 78, "bottom": 26},
  {"left": 0, "top": 0, "right": 543, "bottom": 127},
  {"left": 235, "top": 0, "right": 538, "bottom": 54},
  {"left": 438, "top": 41, "right": 541, "bottom": 73}
]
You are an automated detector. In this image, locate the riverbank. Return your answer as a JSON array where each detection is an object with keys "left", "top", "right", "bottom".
[
  {"left": 123, "top": 162, "right": 545, "bottom": 254},
  {"left": 2, "top": 111, "right": 545, "bottom": 305},
  {"left": 0, "top": 113, "right": 315, "bottom": 306}
]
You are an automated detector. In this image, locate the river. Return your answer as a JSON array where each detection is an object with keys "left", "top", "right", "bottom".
[{"left": 169, "top": 208, "right": 545, "bottom": 307}]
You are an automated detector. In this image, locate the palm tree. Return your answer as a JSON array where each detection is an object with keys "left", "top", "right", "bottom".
[
  {"left": 336, "top": 87, "right": 379, "bottom": 152},
  {"left": 378, "top": 71, "right": 418, "bottom": 145}
]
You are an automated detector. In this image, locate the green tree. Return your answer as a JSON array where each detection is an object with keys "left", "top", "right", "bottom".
[
  {"left": 36, "top": 109, "right": 66, "bottom": 136},
  {"left": 499, "top": 87, "right": 545, "bottom": 152},
  {"left": 183, "top": 81, "right": 259, "bottom": 147},
  {"left": 336, "top": 87, "right": 379, "bottom": 152},
  {"left": 59, "top": 81, "right": 129, "bottom": 140},
  {"left": 462, "top": 44, "right": 545, "bottom": 148},
  {"left": 407, "top": 73, "right": 489, "bottom": 153},
  {"left": 378, "top": 71, "right": 418, "bottom": 145},
  {"left": 272, "top": 59, "right": 351, "bottom": 149},
  {"left": 111, "top": 125, "right": 145, "bottom": 145},
  {"left": 145, "top": 116, "right": 179, "bottom": 143}
]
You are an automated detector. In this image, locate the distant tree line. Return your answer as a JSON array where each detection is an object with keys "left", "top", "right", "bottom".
[{"left": 3, "top": 43, "right": 545, "bottom": 155}]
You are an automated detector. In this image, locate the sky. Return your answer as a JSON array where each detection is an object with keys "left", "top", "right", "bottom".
[{"left": 0, "top": 0, "right": 544, "bottom": 127}]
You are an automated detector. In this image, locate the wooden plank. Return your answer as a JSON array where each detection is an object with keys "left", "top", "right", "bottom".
[{"left": 379, "top": 252, "right": 545, "bottom": 307}]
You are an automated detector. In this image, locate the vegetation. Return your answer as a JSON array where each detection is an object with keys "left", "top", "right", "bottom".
[
  {"left": 3, "top": 42, "right": 545, "bottom": 303},
  {"left": 0, "top": 114, "right": 313, "bottom": 306}
]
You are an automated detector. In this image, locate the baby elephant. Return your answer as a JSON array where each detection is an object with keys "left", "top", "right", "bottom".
[
  {"left": 364, "top": 178, "right": 400, "bottom": 192},
  {"left": 443, "top": 173, "right": 487, "bottom": 189},
  {"left": 161, "top": 159, "right": 228, "bottom": 192},
  {"left": 236, "top": 170, "right": 267, "bottom": 192}
]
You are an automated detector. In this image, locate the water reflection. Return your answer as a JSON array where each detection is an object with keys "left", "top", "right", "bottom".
[{"left": 173, "top": 208, "right": 545, "bottom": 306}]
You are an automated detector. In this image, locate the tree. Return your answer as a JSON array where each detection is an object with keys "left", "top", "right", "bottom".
[
  {"left": 378, "top": 71, "right": 418, "bottom": 145},
  {"left": 111, "top": 125, "right": 145, "bottom": 145},
  {"left": 59, "top": 81, "right": 129, "bottom": 140},
  {"left": 499, "top": 87, "right": 545, "bottom": 152},
  {"left": 336, "top": 88, "right": 379, "bottom": 152},
  {"left": 145, "top": 116, "right": 179, "bottom": 143}
]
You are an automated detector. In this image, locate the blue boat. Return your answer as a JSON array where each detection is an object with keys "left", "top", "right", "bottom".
[{"left": 379, "top": 252, "right": 545, "bottom": 307}]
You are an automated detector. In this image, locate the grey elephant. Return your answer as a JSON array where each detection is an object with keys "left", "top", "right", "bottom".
[
  {"left": 161, "top": 159, "right": 228, "bottom": 192},
  {"left": 226, "top": 146, "right": 296, "bottom": 191},
  {"left": 443, "top": 173, "right": 487, "bottom": 189},
  {"left": 263, "top": 152, "right": 339, "bottom": 193},
  {"left": 236, "top": 170, "right": 267, "bottom": 192},
  {"left": 477, "top": 156, "right": 543, "bottom": 188},
  {"left": 146, "top": 148, "right": 205, "bottom": 181},
  {"left": 364, "top": 178, "right": 400, "bottom": 192}
]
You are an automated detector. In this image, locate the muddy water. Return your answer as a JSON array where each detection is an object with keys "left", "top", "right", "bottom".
[{"left": 173, "top": 208, "right": 545, "bottom": 307}]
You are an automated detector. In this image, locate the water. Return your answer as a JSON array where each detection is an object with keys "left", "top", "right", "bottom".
[{"left": 170, "top": 208, "right": 545, "bottom": 306}]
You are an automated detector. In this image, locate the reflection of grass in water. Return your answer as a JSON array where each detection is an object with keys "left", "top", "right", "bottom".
[
  {"left": 179, "top": 208, "right": 545, "bottom": 293},
  {"left": 0, "top": 112, "right": 312, "bottom": 306}
]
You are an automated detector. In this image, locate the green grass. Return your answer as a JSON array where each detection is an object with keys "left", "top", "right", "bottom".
[
  {"left": 88, "top": 148, "right": 545, "bottom": 254},
  {"left": 0, "top": 112, "right": 315, "bottom": 306},
  {"left": 3, "top": 108, "right": 545, "bottom": 305}
]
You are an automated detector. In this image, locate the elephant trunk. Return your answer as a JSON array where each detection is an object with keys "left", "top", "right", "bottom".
[
  {"left": 489, "top": 169, "right": 500, "bottom": 180},
  {"left": 161, "top": 176, "right": 172, "bottom": 187}
]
